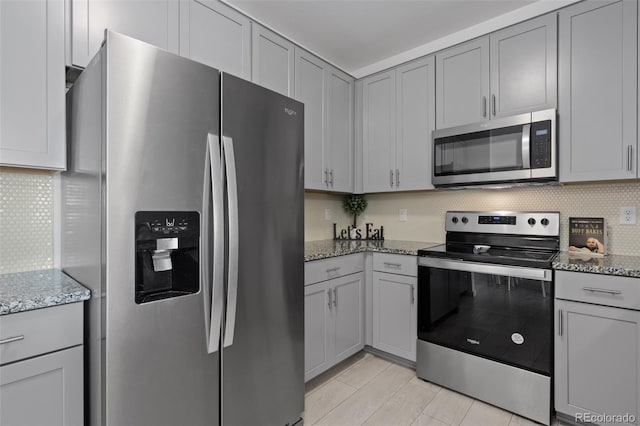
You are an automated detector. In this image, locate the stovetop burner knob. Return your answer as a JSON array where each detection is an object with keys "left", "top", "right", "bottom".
[
  {"left": 461, "top": 216, "right": 468, "bottom": 224},
  {"left": 452, "top": 216, "right": 458, "bottom": 224},
  {"left": 541, "top": 218, "right": 550, "bottom": 226},
  {"left": 528, "top": 218, "right": 536, "bottom": 226}
]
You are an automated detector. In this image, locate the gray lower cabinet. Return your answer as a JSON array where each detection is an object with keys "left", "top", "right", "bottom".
[
  {"left": 559, "top": 0, "right": 637, "bottom": 182},
  {"left": 0, "top": 346, "right": 83, "bottom": 426},
  {"left": 555, "top": 271, "right": 640, "bottom": 425},
  {"left": 371, "top": 253, "right": 417, "bottom": 362},
  {"left": 304, "top": 255, "right": 364, "bottom": 381},
  {"left": 0, "top": 303, "right": 84, "bottom": 426},
  {"left": 0, "top": 0, "right": 65, "bottom": 170},
  {"left": 304, "top": 272, "right": 364, "bottom": 381}
]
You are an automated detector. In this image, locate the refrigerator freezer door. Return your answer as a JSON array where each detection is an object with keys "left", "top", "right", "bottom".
[
  {"left": 221, "top": 73, "right": 305, "bottom": 426},
  {"left": 103, "top": 32, "right": 221, "bottom": 425}
]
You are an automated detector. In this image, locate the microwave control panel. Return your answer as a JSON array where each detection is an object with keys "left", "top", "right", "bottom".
[{"left": 531, "top": 120, "right": 552, "bottom": 168}]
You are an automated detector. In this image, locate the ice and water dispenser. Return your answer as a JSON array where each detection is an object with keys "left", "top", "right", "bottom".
[{"left": 135, "top": 211, "right": 199, "bottom": 304}]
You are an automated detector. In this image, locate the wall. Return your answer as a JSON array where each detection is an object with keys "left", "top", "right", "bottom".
[
  {"left": 0, "top": 168, "right": 54, "bottom": 274},
  {"left": 305, "top": 182, "right": 640, "bottom": 256}
]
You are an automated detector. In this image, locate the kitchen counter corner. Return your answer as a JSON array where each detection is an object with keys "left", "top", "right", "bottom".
[
  {"left": 305, "top": 239, "right": 440, "bottom": 261},
  {"left": 0, "top": 269, "right": 91, "bottom": 315}
]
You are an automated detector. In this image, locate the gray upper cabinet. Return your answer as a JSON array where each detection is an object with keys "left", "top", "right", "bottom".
[
  {"left": 362, "top": 69, "right": 396, "bottom": 192},
  {"left": 69, "top": 0, "right": 179, "bottom": 68},
  {"left": 179, "top": 0, "right": 251, "bottom": 79},
  {"left": 396, "top": 57, "right": 435, "bottom": 191},
  {"left": 361, "top": 57, "right": 435, "bottom": 192},
  {"left": 559, "top": 0, "right": 637, "bottom": 182},
  {"left": 295, "top": 48, "right": 354, "bottom": 192},
  {"left": 326, "top": 68, "right": 354, "bottom": 192},
  {"left": 0, "top": 0, "right": 65, "bottom": 170},
  {"left": 490, "top": 13, "right": 557, "bottom": 118},
  {"left": 296, "top": 49, "right": 326, "bottom": 190},
  {"left": 436, "top": 14, "right": 557, "bottom": 129},
  {"left": 251, "top": 24, "right": 294, "bottom": 97},
  {"left": 436, "top": 37, "right": 489, "bottom": 129}
]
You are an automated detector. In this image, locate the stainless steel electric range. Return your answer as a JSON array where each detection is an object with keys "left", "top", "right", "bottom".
[{"left": 416, "top": 211, "right": 560, "bottom": 425}]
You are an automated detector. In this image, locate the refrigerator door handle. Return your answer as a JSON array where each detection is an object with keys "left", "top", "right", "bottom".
[
  {"left": 222, "top": 136, "right": 240, "bottom": 348},
  {"left": 206, "top": 133, "right": 225, "bottom": 354}
]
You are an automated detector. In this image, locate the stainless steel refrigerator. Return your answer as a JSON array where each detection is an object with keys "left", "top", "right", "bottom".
[{"left": 62, "top": 31, "right": 304, "bottom": 426}]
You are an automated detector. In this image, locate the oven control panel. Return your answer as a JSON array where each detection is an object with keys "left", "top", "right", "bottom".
[{"left": 446, "top": 211, "right": 559, "bottom": 236}]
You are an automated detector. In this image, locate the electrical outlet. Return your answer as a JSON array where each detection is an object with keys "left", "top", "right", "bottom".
[
  {"left": 399, "top": 209, "right": 408, "bottom": 222},
  {"left": 620, "top": 206, "right": 637, "bottom": 225},
  {"left": 324, "top": 209, "right": 332, "bottom": 221}
]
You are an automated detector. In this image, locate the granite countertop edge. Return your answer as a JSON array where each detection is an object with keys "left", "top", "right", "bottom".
[
  {"left": 552, "top": 251, "right": 640, "bottom": 278},
  {"left": 306, "top": 241, "right": 640, "bottom": 278},
  {"left": 0, "top": 269, "right": 91, "bottom": 316},
  {"left": 304, "top": 239, "right": 440, "bottom": 262}
]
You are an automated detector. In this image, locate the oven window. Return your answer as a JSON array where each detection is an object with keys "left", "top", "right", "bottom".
[
  {"left": 434, "top": 125, "right": 525, "bottom": 176},
  {"left": 418, "top": 267, "right": 552, "bottom": 376}
]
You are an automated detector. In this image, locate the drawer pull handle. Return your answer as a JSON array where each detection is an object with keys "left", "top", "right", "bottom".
[
  {"left": 326, "top": 267, "right": 341, "bottom": 273},
  {"left": 0, "top": 335, "right": 25, "bottom": 345},
  {"left": 583, "top": 287, "right": 622, "bottom": 295},
  {"left": 384, "top": 262, "right": 402, "bottom": 268}
]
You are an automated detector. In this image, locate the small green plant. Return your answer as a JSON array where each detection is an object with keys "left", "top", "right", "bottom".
[{"left": 343, "top": 194, "right": 367, "bottom": 228}]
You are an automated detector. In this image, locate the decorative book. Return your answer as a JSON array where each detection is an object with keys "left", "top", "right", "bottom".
[{"left": 568, "top": 217, "right": 607, "bottom": 256}]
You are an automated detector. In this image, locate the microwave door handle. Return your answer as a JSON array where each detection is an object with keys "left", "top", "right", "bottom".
[
  {"left": 521, "top": 124, "right": 531, "bottom": 169},
  {"left": 206, "top": 133, "right": 225, "bottom": 354}
]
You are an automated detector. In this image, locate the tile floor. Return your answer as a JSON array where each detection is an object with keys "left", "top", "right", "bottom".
[{"left": 304, "top": 352, "right": 568, "bottom": 426}]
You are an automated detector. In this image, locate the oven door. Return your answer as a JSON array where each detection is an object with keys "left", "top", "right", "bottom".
[{"left": 417, "top": 257, "right": 553, "bottom": 376}]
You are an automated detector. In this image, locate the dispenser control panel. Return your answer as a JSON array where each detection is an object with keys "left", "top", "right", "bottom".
[{"left": 135, "top": 211, "right": 200, "bottom": 241}]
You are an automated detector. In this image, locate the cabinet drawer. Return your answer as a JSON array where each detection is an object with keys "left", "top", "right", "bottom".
[
  {"left": 0, "top": 303, "right": 83, "bottom": 365},
  {"left": 305, "top": 254, "right": 364, "bottom": 285},
  {"left": 556, "top": 270, "right": 640, "bottom": 310},
  {"left": 373, "top": 253, "right": 417, "bottom": 277}
]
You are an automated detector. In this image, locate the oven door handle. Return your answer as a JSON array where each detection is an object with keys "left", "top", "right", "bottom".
[{"left": 418, "top": 257, "right": 553, "bottom": 281}]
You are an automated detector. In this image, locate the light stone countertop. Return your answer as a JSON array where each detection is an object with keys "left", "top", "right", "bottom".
[
  {"left": 304, "top": 239, "right": 440, "bottom": 262},
  {"left": 0, "top": 269, "right": 91, "bottom": 315},
  {"left": 552, "top": 252, "right": 640, "bottom": 278}
]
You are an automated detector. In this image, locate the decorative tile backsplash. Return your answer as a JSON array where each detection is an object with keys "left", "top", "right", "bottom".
[
  {"left": 306, "top": 182, "right": 640, "bottom": 256},
  {"left": 0, "top": 168, "right": 54, "bottom": 273},
  {"left": 3, "top": 169, "right": 640, "bottom": 274}
]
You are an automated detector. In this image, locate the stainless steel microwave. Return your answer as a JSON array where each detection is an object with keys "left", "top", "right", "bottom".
[{"left": 432, "top": 109, "right": 557, "bottom": 187}]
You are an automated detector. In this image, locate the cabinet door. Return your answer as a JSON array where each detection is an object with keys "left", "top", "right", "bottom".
[
  {"left": 490, "top": 13, "right": 557, "bottom": 118},
  {"left": 436, "top": 37, "right": 489, "bottom": 129},
  {"left": 0, "top": 0, "right": 65, "bottom": 170},
  {"left": 372, "top": 271, "right": 417, "bottom": 361},
  {"left": 0, "top": 346, "right": 83, "bottom": 425},
  {"left": 555, "top": 300, "right": 640, "bottom": 424},
  {"left": 332, "top": 272, "right": 364, "bottom": 363},
  {"left": 295, "top": 49, "right": 327, "bottom": 190},
  {"left": 304, "top": 282, "right": 331, "bottom": 382},
  {"left": 362, "top": 70, "right": 396, "bottom": 192},
  {"left": 70, "top": 0, "right": 179, "bottom": 68},
  {"left": 326, "top": 67, "right": 354, "bottom": 192},
  {"left": 395, "top": 56, "right": 435, "bottom": 191},
  {"left": 559, "top": 0, "right": 637, "bottom": 182},
  {"left": 251, "top": 24, "right": 294, "bottom": 97},
  {"left": 179, "top": 0, "right": 250, "bottom": 79}
]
